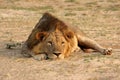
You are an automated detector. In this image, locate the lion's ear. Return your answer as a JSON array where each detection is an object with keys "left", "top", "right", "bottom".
[
  {"left": 65, "top": 31, "right": 74, "bottom": 39},
  {"left": 36, "top": 32, "right": 48, "bottom": 41}
]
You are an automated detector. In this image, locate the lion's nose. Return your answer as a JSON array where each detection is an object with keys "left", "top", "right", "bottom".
[{"left": 53, "top": 51, "right": 61, "bottom": 56}]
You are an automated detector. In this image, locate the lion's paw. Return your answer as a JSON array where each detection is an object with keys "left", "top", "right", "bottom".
[
  {"left": 33, "top": 54, "right": 48, "bottom": 61},
  {"left": 103, "top": 48, "right": 112, "bottom": 55},
  {"left": 74, "top": 47, "right": 80, "bottom": 52}
]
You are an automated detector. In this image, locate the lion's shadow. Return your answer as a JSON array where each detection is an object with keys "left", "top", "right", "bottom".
[{"left": 0, "top": 46, "right": 24, "bottom": 59}]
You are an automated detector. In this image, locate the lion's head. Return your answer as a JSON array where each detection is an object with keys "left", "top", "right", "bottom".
[
  {"left": 26, "top": 13, "right": 78, "bottom": 60},
  {"left": 32, "top": 29, "right": 78, "bottom": 59}
]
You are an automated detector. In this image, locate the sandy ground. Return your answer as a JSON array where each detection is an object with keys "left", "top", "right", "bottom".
[{"left": 0, "top": 0, "right": 120, "bottom": 80}]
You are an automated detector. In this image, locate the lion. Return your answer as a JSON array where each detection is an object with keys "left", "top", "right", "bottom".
[{"left": 21, "top": 13, "right": 112, "bottom": 60}]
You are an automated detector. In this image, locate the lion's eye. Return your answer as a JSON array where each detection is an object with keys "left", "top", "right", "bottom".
[
  {"left": 62, "top": 41, "right": 65, "bottom": 45},
  {"left": 47, "top": 41, "right": 52, "bottom": 46}
]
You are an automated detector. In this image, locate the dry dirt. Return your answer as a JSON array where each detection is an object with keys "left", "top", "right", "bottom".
[{"left": 0, "top": 0, "right": 120, "bottom": 80}]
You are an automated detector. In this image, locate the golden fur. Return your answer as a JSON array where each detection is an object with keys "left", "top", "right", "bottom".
[{"left": 21, "top": 13, "right": 112, "bottom": 60}]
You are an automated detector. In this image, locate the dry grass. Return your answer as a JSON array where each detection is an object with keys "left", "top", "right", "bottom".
[{"left": 0, "top": 0, "right": 120, "bottom": 80}]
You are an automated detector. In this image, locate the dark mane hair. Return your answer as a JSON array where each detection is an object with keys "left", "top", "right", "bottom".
[
  {"left": 26, "top": 13, "right": 73, "bottom": 49},
  {"left": 35, "top": 12, "right": 69, "bottom": 32}
]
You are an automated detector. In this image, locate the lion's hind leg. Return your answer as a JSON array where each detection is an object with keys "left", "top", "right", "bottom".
[{"left": 77, "top": 35, "right": 112, "bottom": 55}]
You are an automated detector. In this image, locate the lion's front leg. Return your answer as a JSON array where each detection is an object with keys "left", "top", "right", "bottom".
[
  {"left": 77, "top": 35, "right": 112, "bottom": 55},
  {"left": 31, "top": 54, "right": 48, "bottom": 61},
  {"left": 21, "top": 42, "right": 48, "bottom": 60}
]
